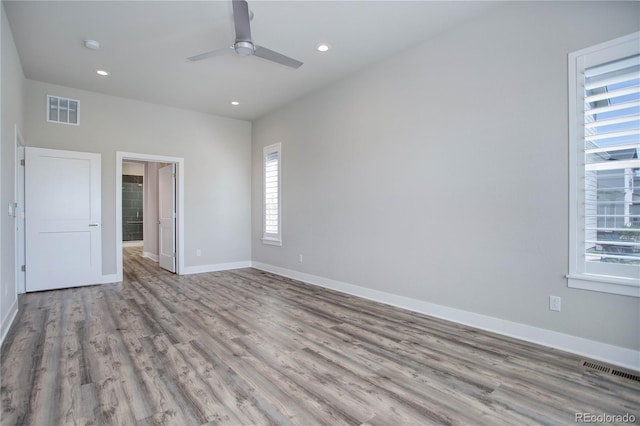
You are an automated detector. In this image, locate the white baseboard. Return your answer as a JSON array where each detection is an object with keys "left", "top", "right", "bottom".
[
  {"left": 142, "top": 251, "right": 159, "bottom": 262},
  {"left": 182, "top": 261, "right": 252, "bottom": 275},
  {"left": 251, "top": 262, "right": 640, "bottom": 372},
  {"left": 0, "top": 298, "right": 19, "bottom": 349}
]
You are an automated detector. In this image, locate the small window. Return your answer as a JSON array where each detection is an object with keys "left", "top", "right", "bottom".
[
  {"left": 47, "top": 95, "right": 80, "bottom": 125},
  {"left": 568, "top": 32, "right": 640, "bottom": 297},
  {"left": 263, "top": 143, "right": 282, "bottom": 246}
]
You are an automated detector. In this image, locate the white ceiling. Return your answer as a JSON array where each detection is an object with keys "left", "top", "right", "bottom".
[{"left": 4, "top": 1, "right": 497, "bottom": 121}]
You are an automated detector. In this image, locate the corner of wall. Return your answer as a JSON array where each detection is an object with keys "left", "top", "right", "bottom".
[
  {"left": 0, "top": 298, "right": 18, "bottom": 348},
  {"left": 0, "top": 0, "right": 25, "bottom": 351}
]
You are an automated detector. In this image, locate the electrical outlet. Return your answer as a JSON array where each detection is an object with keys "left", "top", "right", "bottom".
[
  {"left": 549, "top": 295, "right": 561, "bottom": 312},
  {"left": 298, "top": 254, "right": 303, "bottom": 263},
  {"left": 196, "top": 249, "right": 201, "bottom": 257}
]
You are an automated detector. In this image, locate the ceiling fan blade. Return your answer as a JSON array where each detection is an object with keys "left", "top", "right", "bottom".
[
  {"left": 232, "top": 0, "right": 252, "bottom": 42},
  {"left": 254, "top": 46, "right": 303, "bottom": 69},
  {"left": 187, "top": 46, "right": 234, "bottom": 62}
]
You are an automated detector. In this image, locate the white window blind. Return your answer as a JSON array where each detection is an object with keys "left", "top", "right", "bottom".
[
  {"left": 263, "top": 143, "right": 282, "bottom": 245},
  {"left": 569, "top": 32, "right": 640, "bottom": 296},
  {"left": 265, "top": 152, "right": 279, "bottom": 234}
]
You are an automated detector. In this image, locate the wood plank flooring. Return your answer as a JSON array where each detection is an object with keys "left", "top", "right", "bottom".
[{"left": 1, "top": 247, "right": 638, "bottom": 425}]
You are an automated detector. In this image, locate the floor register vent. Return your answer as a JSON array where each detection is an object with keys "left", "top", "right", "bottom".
[{"left": 581, "top": 360, "right": 640, "bottom": 382}]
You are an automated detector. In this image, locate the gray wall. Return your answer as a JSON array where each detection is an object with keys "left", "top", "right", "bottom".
[
  {"left": 24, "top": 79, "right": 252, "bottom": 275},
  {"left": 0, "top": 3, "right": 24, "bottom": 340},
  {"left": 252, "top": 1, "right": 640, "bottom": 350}
]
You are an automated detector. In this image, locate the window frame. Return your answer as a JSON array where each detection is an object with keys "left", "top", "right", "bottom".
[
  {"left": 568, "top": 32, "right": 640, "bottom": 297},
  {"left": 262, "top": 142, "right": 282, "bottom": 246}
]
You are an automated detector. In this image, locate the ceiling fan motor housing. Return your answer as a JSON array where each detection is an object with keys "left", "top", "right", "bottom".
[
  {"left": 234, "top": 41, "right": 255, "bottom": 56},
  {"left": 187, "top": 0, "right": 302, "bottom": 67}
]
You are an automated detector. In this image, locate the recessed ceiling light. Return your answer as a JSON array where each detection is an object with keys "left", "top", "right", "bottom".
[
  {"left": 84, "top": 39, "right": 100, "bottom": 50},
  {"left": 317, "top": 44, "right": 330, "bottom": 52},
  {"left": 96, "top": 70, "right": 109, "bottom": 76},
  {"left": 231, "top": 101, "right": 240, "bottom": 106}
]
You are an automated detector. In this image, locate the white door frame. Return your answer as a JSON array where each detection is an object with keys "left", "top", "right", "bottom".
[
  {"left": 116, "top": 152, "right": 184, "bottom": 281},
  {"left": 14, "top": 125, "right": 25, "bottom": 294}
]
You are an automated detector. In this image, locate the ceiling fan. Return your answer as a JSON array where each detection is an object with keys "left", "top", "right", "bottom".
[{"left": 188, "top": 0, "right": 303, "bottom": 69}]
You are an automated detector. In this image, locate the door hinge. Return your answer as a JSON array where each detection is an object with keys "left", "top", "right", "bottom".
[
  {"left": 172, "top": 252, "right": 176, "bottom": 258},
  {"left": 20, "top": 159, "right": 25, "bottom": 166},
  {"left": 21, "top": 265, "right": 26, "bottom": 272}
]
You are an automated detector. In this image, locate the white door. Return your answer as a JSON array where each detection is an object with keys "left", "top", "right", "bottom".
[
  {"left": 158, "top": 164, "right": 176, "bottom": 273},
  {"left": 25, "top": 147, "right": 102, "bottom": 292}
]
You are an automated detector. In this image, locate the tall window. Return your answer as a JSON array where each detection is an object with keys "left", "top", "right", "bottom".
[
  {"left": 569, "top": 32, "right": 640, "bottom": 297},
  {"left": 263, "top": 143, "right": 282, "bottom": 246}
]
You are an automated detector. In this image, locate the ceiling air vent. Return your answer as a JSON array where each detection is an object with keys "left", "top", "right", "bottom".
[
  {"left": 47, "top": 95, "right": 80, "bottom": 126},
  {"left": 581, "top": 360, "right": 640, "bottom": 382}
]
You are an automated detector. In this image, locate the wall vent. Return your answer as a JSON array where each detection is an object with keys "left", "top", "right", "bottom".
[
  {"left": 611, "top": 369, "right": 640, "bottom": 382},
  {"left": 582, "top": 360, "right": 611, "bottom": 373},
  {"left": 581, "top": 360, "right": 640, "bottom": 382},
  {"left": 47, "top": 95, "right": 80, "bottom": 125}
]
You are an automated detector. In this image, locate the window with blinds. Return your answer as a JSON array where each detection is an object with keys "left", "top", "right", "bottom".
[
  {"left": 569, "top": 32, "right": 640, "bottom": 296},
  {"left": 263, "top": 143, "right": 282, "bottom": 245}
]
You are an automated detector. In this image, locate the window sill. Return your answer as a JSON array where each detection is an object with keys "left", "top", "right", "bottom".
[
  {"left": 567, "top": 274, "right": 640, "bottom": 298},
  {"left": 262, "top": 238, "right": 282, "bottom": 247}
]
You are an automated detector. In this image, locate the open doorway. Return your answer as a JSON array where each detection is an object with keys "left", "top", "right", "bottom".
[{"left": 116, "top": 152, "right": 185, "bottom": 282}]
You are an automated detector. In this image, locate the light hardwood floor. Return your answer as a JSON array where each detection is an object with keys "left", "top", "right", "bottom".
[{"left": 1, "top": 247, "right": 638, "bottom": 425}]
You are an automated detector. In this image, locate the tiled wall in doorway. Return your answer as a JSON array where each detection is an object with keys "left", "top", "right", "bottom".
[{"left": 123, "top": 175, "right": 143, "bottom": 241}]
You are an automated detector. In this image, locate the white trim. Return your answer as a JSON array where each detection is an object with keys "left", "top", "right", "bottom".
[
  {"left": 568, "top": 32, "right": 640, "bottom": 295},
  {"left": 567, "top": 274, "right": 640, "bottom": 297},
  {"left": 262, "top": 237, "right": 282, "bottom": 247},
  {"left": 0, "top": 299, "right": 19, "bottom": 349},
  {"left": 142, "top": 251, "right": 159, "bottom": 262},
  {"left": 252, "top": 262, "right": 640, "bottom": 372},
  {"left": 14, "top": 125, "right": 26, "bottom": 294},
  {"left": 182, "top": 261, "right": 252, "bottom": 275},
  {"left": 568, "top": 40, "right": 581, "bottom": 290},
  {"left": 116, "top": 152, "right": 185, "bottom": 281},
  {"left": 263, "top": 143, "right": 282, "bottom": 245}
]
